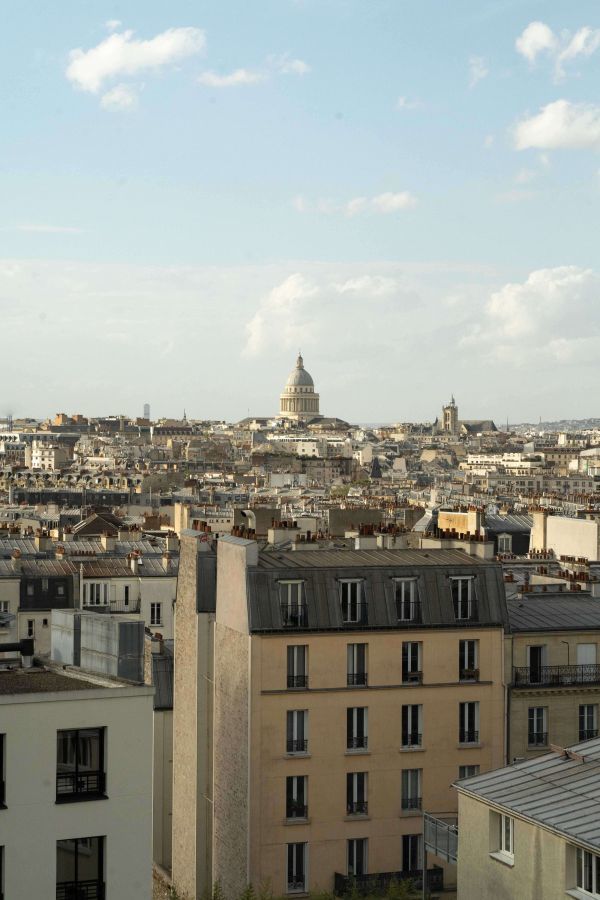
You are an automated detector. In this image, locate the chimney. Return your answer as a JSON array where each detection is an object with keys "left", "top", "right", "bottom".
[
  {"left": 55, "top": 544, "right": 65, "bottom": 561},
  {"left": 165, "top": 532, "right": 179, "bottom": 552},
  {"left": 11, "top": 549, "right": 22, "bottom": 572},
  {"left": 162, "top": 551, "right": 171, "bottom": 572},
  {"left": 100, "top": 533, "right": 116, "bottom": 552},
  {"left": 129, "top": 551, "right": 140, "bottom": 575}
]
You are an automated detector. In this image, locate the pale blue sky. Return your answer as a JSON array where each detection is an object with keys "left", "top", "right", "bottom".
[{"left": 1, "top": 1, "right": 599, "bottom": 421}]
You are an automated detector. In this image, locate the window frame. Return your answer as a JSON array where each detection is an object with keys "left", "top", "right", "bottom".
[
  {"left": 339, "top": 579, "right": 366, "bottom": 625},
  {"left": 347, "top": 643, "right": 368, "bottom": 687},
  {"left": 402, "top": 641, "right": 423, "bottom": 684},
  {"left": 527, "top": 706, "right": 548, "bottom": 747},
  {"left": 56, "top": 727, "right": 107, "bottom": 803},
  {"left": 450, "top": 576, "right": 475, "bottom": 620},
  {"left": 576, "top": 846, "right": 600, "bottom": 897},
  {"left": 459, "top": 701, "right": 480, "bottom": 744},
  {"left": 56, "top": 835, "right": 105, "bottom": 896},
  {"left": 401, "top": 704, "right": 423, "bottom": 749},
  {"left": 394, "top": 578, "right": 420, "bottom": 622},
  {"left": 347, "top": 838, "right": 368, "bottom": 877},
  {"left": 401, "top": 768, "right": 422, "bottom": 811},
  {"left": 150, "top": 602, "right": 162, "bottom": 626},
  {"left": 287, "top": 645, "right": 308, "bottom": 689},
  {"left": 286, "top": 710, "right": 308, "bottom": 755},
  {"left": 286, "top": 842, "right": 307, "bottom": 894},
  {"left": 347, "top": 706, "right": 368, "bottom": 751}
]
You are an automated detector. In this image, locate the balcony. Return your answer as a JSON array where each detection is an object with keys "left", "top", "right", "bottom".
[
  {"left": 459, "top": 729, "right": 479, "bottom": 744},
  {"left": 341, "top": 603, "right": 368, "bottom": 626},
  {"left": 453, "top": 599, "right": 478, "bottom": 622},
  {"left": 401, "top": 796, "right": 422, "bottom": 811},
  {"left": 287, "top": 675, "right": 308, "bottom": 689},
  {"left": 347, "top": 736, "right": 368, "bottom": 750},
  {"left": 281, "top": 603, "right": 308, "bottom": 628},
  {"left": 56, "top": 771, "right": 106, "bottom": 802},
  {"left": 459, "top": 668, "right": 480, "bottom": 682},
  {"left": 401, "top": 733, "right": 422, "bottom": 749},
  {"left": 56, "top": 882, "right": 105, "bottom": 900},
  {"left": 580, "top": 729, "right": 599, "bottom": 741},
  {"left": 286, "top": 803, "right": 308, "bottom": 820},
  {"left": 287, "top": 738, "right": 308, "bottom": 754},
  {"left": 528, "top": 732, "right": 548, "bottom": 747},
  {"left": 396, "top": 601, "right": 422, "bottom": 624},
  {"left": 513, "top": 664, "right": 600, "bottom": 687},
  {"left": 82, "top": 599, "right": 141, "bottom": 614},
  {"left": 347, "top": 800, "right": 368, "bottom": 815},
  {"left": 333, "top": 867, "right": 443, "bottom": 896},
  {"left": 347, "top": 672, "right": 368, "bottom": 687},
  {"left": 402, "top": 670, "right": 423, "bottom": 685}
]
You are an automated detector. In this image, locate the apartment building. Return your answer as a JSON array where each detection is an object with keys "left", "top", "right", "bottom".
[
  {"left": 507, "top": 594, "right": 600, "bottom": 761},
  {"left": 172, "top": 533, "right": 508, "bottom": 898},
  {"left": 455, "top": 738, "right": 600, "bottom": 899},
  {"left": 0, "top": 661, "right": 153, "bottom": 898}
]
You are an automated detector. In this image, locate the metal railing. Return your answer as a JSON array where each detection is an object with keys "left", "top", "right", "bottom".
[
  {"left": 287, "top": 674, "right": 308, "bottom": 689},
  {"left": 402, "top": 670, "right": 423, "bottom": 685},
  {"left": 528, "top": 732, "right": 548, "bottom": 747},
  {"left": 424, "top": 813, "right": 458, "bottom": 864},
  {"left": 459, "top": 729, "right": 479, "bottom": 744},
  {"left": 83, "top": 599, "right": 141, "bottom": 614},
  {"left": 286, "top": 803, "right": 308, "bottom": 819},
  {"left": 56, "top": 881, "right": 105, "bottom": 900},
  {"left": 347, "top": 672, "right": 368, "bottom": 686},
  {"left": 56, "top": 771, "right": 105, "bottom": 798},
  {"left": 396, "top": 601, "right": 422, "bottom": 624},
  {"left": 579, "top": 729, "right": 599, "bottom": 741},
  {"left": 341, "top": 603, "right": 368, "bottom": 625},
  {"left": 459, "top": 668, "right": 480, "bottom": 682},
  {"left": 333, "top": 867, "right": 443, "bottom": 896},
  {"left": 453, "top": 599, "right": 478, "bottom": 621},
  {"left": 287, "top": 738, "right": 308, "bottom": 754},
  {"left": 287, "top": 880, "right": 306, "bottom": 893},
  {"left": 347, "top": 800, "right": 368, "bottom": 815},
  {"left": 281, "top": 603, "right": 308, "bottom": 627},
  {"left": 347, "top": 736, "right": 368, "bottom": 750},
  {"left": 401, "top": 796, "right": 422, "bottom": 811},
  {"left": 401, "top": 733, "right": 422, "bottom": 748},
  {"left": 513, "top": 664, "right": 600, "bottom": 687}
]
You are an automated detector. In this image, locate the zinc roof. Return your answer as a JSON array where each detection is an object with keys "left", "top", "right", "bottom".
[
  {"left": 507, "top": 596, "right": 600, "bottom": 632},
  {"left": 257, "top": 548, "right": 489, "bottom": 570}
]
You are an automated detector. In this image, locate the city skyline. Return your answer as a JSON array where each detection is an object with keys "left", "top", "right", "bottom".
[{"left": 1, "top": 1, "right": 599, "bottom": 420}]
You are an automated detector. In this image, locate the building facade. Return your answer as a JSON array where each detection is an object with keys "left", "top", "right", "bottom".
[{"left": 279, "top": 354, "right": 321, "bottom": 421}]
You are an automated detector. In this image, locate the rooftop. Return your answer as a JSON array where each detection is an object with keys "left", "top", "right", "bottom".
[
  {"left": 456, "top": 737, "right": 600, "bottom": 853},
  {"left": 507, "top": 596, "right": 600, "bottom": 632},
  {"left": 257, "top": 547, "right": 491, "bottom": 570},
  {"left": 0, "top": 667, "right": 106, "bottom": 695}
]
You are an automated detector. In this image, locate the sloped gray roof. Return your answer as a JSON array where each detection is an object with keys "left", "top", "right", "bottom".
[
  {"left": 456, "top": 737, "right": 600, "bottom": 852},
  {"left": 508, "top": 596, "right": 600, "bottom": 632},
  {"left": 485, "top": 514, "right": 532, "bottom": 533}
]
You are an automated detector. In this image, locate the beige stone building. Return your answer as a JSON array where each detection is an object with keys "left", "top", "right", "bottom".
[
  {"left": 455, "top": 738, "right": 600, "bottom": 900},
  {"left": 278, "top": 354, "right": 322, "bottom": 421},
  {"left": 172, "top": 535, "right": 508, "bottom": 898}
]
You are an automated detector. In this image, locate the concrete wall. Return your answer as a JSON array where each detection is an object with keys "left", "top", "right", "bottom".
[
  {"left": 532, "top": 512, "right": 600, "bottom": 560},
  {"left": 457, "top": 792, "right": 576, "bottom": 900},
  {"left": 0, "top": 685, "right": 153, "bottom": 899},
  {"left": 154, "top": 708, "right": 173, "bottom": 872}
]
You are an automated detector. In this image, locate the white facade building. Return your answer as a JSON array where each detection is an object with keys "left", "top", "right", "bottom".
[{"left": 278, "top": 354, "right": 321, "bottom": 421}]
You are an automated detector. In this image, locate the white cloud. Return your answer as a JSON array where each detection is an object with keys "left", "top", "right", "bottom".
[
  {"left": 515, "top": 167, "right": 537, "bottom": 184},
  {"left": 295, "top": 192, "right": 418, "bottom": 217},
  {"left": 270, "top": 53, "right": 311, "bottom": 75},
  {"left": 396, "top": 96, "right": 420, "bottom": 110},
  {"left": 66, "top": 26, "right": 205, "bottom": 94},
  {"left": 514, "top": 99, "right": 600, "bottom": 150},
  {"left": 515, "top": 21, "right": 556, "bottom": 63},
  {"left": 243, "top": 274, "right": 319, "bottom": 358},
  {"left": 292, "top": 194, "right": 308, "bottom": 213},
  {"left": 515, "top": 21, "right": 600, "bottom": 79},
  {"left": 371, "top": 191, "right": 418, "bottom": 212},
  {"left": 468, "top": 56, "right": 488, "bottom": 88},
  {"left": 197, "top": 68, "right": 265, "bottom": 87},
  {"left": 105, "top": 19, "right": 122, "bottom": 32},
  {"left": 345, "top": 197, "right": 368, "bottom": 217},
  {"left": 333, "top": 275, "right": 398, "bottom": 297},
  {"left": 100, "top": 83, "right": 138, "bottom": 110}
]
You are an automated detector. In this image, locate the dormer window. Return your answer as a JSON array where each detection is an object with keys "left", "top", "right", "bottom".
[
  {"left": 394, "top": 579, "right": 420, "bottom": 622},
  {"left": 340, "top": 580, "right": 366, "bottom": 625},
  {"left": 280, "top": 581, "right": 307, "bottom": 627},
  {"left": 451, "top": 577, "right": 476, "bottom": 620}
]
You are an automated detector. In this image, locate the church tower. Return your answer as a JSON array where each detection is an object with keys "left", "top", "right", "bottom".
[
  {"left": 442, "top": 395, "right": 458, "bottom": 435},
  {"left": 279, "top": 353, "right": 321, "bottom": 421}
]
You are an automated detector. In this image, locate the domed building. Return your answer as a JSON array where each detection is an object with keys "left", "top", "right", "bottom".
[{"left": 279, "top": 353, "right": 322, "bottom": 421}]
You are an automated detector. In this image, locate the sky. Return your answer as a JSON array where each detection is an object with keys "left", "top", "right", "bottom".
[{"left": 1, "top": 0, "right": 600, "bottom": 424}]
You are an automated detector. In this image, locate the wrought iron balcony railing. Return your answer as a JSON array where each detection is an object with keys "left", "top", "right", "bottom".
[
  {"left": 287, "top": 879, "right": 306, "bottom": 893},
  {"left": 459, "top": 729, "right": 479, "bottom": 744},
  {"left": 401, "top": 733, "right": 422, "bottom": 748},
  {"left": 341, "top": 603, "right": 368, "bottom": 626},
  {"left": 528, "top": 732, "right": 548, "bottom": 747},
  {"left": 286, "top": 738, "right": 308, "bottom": 754},
  {"left": 459, "top": 668, "right": 480, "bottom": 682},
  {"left": 281, "top": 603, "right": 308, "bottom": 627},
  {"left": 402, "top": 670, "right": 423, "bottom": 685},
  {"left": 396, "top": 601, "right": 422, "bottom": 624},
  {"left": 347, "top": 672, "right": 368, "bottom": 687},
  {"left": 347, "top": 735, "right": 368, "bottom": 750},
  {"left": 579, "top": 729, "right": 599, "bottom": 741},
  {"left": 346, "top": 800, "right": 368, "bottom": 815},
  {"left": 286, "top": 803, "right": 308, "bottom": 819},
  {"left": 513, "top": 664, "right": 600, "bottom": 687},
  {"left": 401, "top": 796, "right": 422, "bottom": 811},
  {"left": 287, "top": 674, "right": 308, "bottom": 689},
  {"left": 56, "top": 881, "right": 105, "bottom": 900},
  {"left": 56, "top": 771, "right": 106, "bottom": 800}
]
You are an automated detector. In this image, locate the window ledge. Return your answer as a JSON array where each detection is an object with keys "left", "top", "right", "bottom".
[
  {"left": 457, "top": 742, "right": 482, "bottom": 749},
  {"left": 284, "top": 817, "right": 310, "bottom": 826},
  {"left": 55, "top": 793, "right": 108, "bottom": 805},
  {"left": 345, "top": 749, "right": 371, "bottom": 756},
  {"left": 401, "top": 808, "right": 423, "bottom": 817},
  {"left": 400, "top": 747, "right": 425, "bottom": 753},
  {"left": 344, "top": 814, "right": 371, "bottom": 822},
  {"left": 489, "top": 851, "right": 514, "bottom": 868},
  {"left": 566, "top": 890, "right": 599, "bottom": 900},
  {"left": 285, "top": 753, "right": 311, "bottom": 759}
]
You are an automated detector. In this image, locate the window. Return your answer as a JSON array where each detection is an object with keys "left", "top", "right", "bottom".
[
  {"left": 287, "top": 645, "right": 308, "bottom": 689},
  {"left": 580, "top": 704, "right": 598, "bottom": 741},
  {"left": 401, "top": 769, "right": 422, "bottom": 811},
  {"left": 495, "top": 814, "right": 514, "bottom": 859},
  {"left": 347, "top": 838, "right": 368, "bottom": 876},
  {"left": 395, "top": 579, "right": 420, "bottom": 622},
  {"left": 527, "top": 645, "right": 546, "bottom": 683},
  {"left": 27, "top": 620, "right": 34, "bottom": 638},
  {"left": 43, "top": 618, "right": 49, "bottom": 628},
  {"left": 287, "top": 843, "right": 307, "bottom": 893},
  {"left": 459, "top": 765, "right": 480, "bottom": 779},
  {"left": 26, "top": 583, "right": 34, "bottom": 597},
  {"left": 56, "top": 836, "right": 104, "bottom": 898},
  {"left": 497, "top": 534, "right": 512, "bottom": 554},
  {"left": 0, "top": 601, "right": 9, "bottom": 614},
  {"left": 42, "top": 578, "right": 48, "bottom": 592},
  {"left": 150, "top": 602, "right": 162, "bottom": 626},
  {"left": 576, "top": 847, "right": 600, "bottom": 897},
  {"left": 86, "top": 583, "right": 108, "bottom": 606},
  {"left": 347, "top": 707, "right": 368, "bottom": 750},
  {"left": 286, "top": 775, "right": 308, "bottom": 819},
  {"left": 124, "top": 585, "right": 130, "bottom": 607},
  {"left": 451, "top": 577, "right": 476, "bottom": 620},
  {"left": 402, "top": 642, "right": 422, "bottom": 684},
  {"left": 459, "top": 701, "right": 479, "bottom": 744},
  {"left": 459, "top": 640, "right": 479, "bottom": 681},
  {"left": 57, "top": 584, "right": 65, "bottom": 597},
  {"left": 0, "top": 735, "right": 4, "bottom": 808},
  {"left": 401, "top": 705, "right": 422, "bottom": 748},
  {"left": 340, "top": 580, "right": 366, "bottom": 624},
  {"left": 56, "top": 728, "right": 106, "bottom": 801},
  {"left": 280, "top": 581, "right": 307, "bottom": 627},
  {"left": 402, "top": 834, "right": 422, "bottom": 872},
  {"left": 347, "top": 643, "right": 367, "bottom": 686},
  {"left": 347, "top": 772, "right": 368, "bottom": 815},
  {"left": 287, "top": 710, "right": 308, "bottom": 754},
  {"left": 528, "top": 707, "right": 548, "bottom": 747}
]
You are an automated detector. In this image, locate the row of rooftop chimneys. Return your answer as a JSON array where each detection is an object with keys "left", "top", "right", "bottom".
[{"left": 8, "top": 547, "right": 174, "bottom": 573}]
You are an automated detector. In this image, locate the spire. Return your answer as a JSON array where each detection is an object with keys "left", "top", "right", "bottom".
[{"left": 296, "top": 351, "right": 304, "bottom": 369}]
